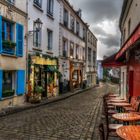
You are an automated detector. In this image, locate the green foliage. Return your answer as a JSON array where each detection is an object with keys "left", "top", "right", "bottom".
[
  {"left": 3, "top": 40, "right": 16, "bottom": 48},
  {"left": 35, "top": 86, "right": 44, "bottom": 94},
  {"left": 2, "top": 90, "right": 15, "bottom": 98}
]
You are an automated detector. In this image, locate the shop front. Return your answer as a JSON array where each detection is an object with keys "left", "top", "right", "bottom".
[
  {"left": 70, "top": 62, "right": 83, "bottom": 91},
  {"left": 28, "top": 55, "right": 59, "bottom": 98},
  {"left": 115, "top": 24, "right": 140, "bottom": 97}
]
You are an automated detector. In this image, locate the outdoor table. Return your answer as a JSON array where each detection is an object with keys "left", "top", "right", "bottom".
[
  {"left": 112, "top": 113, "right": 140, "bottom": 124},
  {"left": 116, "top": 125, "right": 140, "bottom": 140}
]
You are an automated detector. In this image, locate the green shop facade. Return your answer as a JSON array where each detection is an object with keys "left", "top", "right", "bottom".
[{"left": 28, "top": 54, "right": 60, "bottom": 98}]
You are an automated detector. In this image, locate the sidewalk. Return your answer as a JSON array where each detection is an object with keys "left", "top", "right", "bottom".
[{"left": 0, "top": 85, "right": 99, "bottom": 117}]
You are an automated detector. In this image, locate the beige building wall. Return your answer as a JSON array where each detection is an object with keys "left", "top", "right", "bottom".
[
  {"left": 86, "top": 29, "right": 97, "bottom": 87},
  {"left": 0, "top": 1, "right": 27, "bottom": 109},
  {"left": 121, "top": 0, "right": 140, "bottom": 44}
]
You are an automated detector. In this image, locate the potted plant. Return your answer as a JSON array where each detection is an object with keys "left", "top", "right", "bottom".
[
  {"left": 2, "top": 90, "right": 15, "bottom": 98},
  {"left": 2, "top": 40, "right": 16, "bottom": 49},
  {"left": 29, "top": 86, "right": 44, "bottom": 103}
]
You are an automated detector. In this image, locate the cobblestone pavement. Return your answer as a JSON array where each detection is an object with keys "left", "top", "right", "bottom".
[{"left": 0, "top": 83, "right": 119, "bottom": 140}]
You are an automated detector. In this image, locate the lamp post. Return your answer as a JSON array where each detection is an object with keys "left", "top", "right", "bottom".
[{"left": 26, "top": 18, "right": 43, "bottom": 95}]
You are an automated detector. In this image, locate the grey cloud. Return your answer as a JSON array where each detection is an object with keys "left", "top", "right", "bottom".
[
  {"left": 99, "top": 34, "right": 120, "bottom": 47},
  {"left": 69, "top": 0, "right": 123, "bottom": 59}
]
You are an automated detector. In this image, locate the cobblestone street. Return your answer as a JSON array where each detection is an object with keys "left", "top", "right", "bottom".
[{"left": 0, "top": 84, "right": 118, "bottom": 140}]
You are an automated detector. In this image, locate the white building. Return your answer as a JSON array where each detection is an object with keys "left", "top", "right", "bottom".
[
  {"left": 59, "top": 0, "right": 87, "bottom": 92},
  {"left": 26, "top": 0, "right": 60, "bottom": 98},
  {"left": 86, "top": 29, "right": 97, "bottom": 87}
]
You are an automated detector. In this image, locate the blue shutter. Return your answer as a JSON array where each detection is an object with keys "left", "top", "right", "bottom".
[
  {"left": 0, "top": 16, "right": 2, "bottom": 53},
  {"left": 0, "top": 70, "right": 3, "bottom": 99},
  {"left": 16, "top": 70, "right": 25, "bottom": 95},
  {"left": 16, "top": 23, "right": 24, "bottom": 57}
]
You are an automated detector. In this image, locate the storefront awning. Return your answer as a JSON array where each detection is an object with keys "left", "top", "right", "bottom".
[
  {"left": 44, "top": 66, "right": 62, "bottom": 76},
  {"left": 116, "top": 23, "right": 140, "bottom": 60},
  {"left": 102, "top": 54, "right": 125, "bottom": 68}
]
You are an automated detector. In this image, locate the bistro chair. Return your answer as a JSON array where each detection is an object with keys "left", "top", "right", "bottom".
[
  {"left": 105, "top": 106, "right": 123, "bottom": 140},
  {"left": 99, "top": 123, "right": 106, "bottom": 140},
  {"left": 123, "top": 96, "right": 137, "bottom": 112}
]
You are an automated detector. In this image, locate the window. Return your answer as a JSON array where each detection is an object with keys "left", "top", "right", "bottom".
[
  {"left": 47, "top": 29, "right": 53, "bottom": 50},
  {"left": 128, "top": 19, "right": 131, "bottom": 36},
  {"left": 70, "top": 42, "right": 74, "bottom": 58},
  {"left": 34, "top": 0, "right": 42, "bottom": 8},
  {"left": 47, "top": 0, "right": 54, "bottom": 17},
  {"left": 93, "top": 51, "right": 96, "bottom": 66},
  {"left": 70, "top": 15, "right": 75, "bottom": 32},
  {"left": 83, "top": 48, "right": 85, "bottom": 60},
  {"left": 123, "top": 29, "right": 126, "bottom": 44},
  {"left": 2, "top": 71, "right": 15, "bottom": 98},
  {"left": 63, "top": 8, "right": 69, "bottom": 28},
  {"left": 7, "top": 0, "right": 15, "bottom": 4},
  {"left": 62, "top": 38, "right": 68, "bottom": 57},
  {"left": 76, "top": 45, "right": 79, "bottom": 59},
  {"left": 33, "top": 22, "right": 41, "bottom": 48},
  {"left": 88, "top": 47, "right": 91, "bottom": 63},
  {"left": 76, "top": 21, "right": 80, "bottom": 36},
  {"left": 2, "top": 20, "right": 14, "bottom": 41},
  {"left": 83, "top": 28, "right": 86, "bottom": 40}
]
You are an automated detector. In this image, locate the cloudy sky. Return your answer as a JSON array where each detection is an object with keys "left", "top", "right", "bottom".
[{"left": 69, "top": 0, "right": 124, "bottom": 60}]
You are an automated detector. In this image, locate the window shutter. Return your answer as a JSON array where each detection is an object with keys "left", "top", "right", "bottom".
[
  {"left": 16, "top": 23, "right": 24, "bottom": 57},
  {"left": 0, "top": 16, "right": 2, "bottom": 53},
  {"left": 16, "top": 70, "right": 25, "bottom": 95},
  {"left": 0, "top": 70, "right": 3, "bottom": 99}
]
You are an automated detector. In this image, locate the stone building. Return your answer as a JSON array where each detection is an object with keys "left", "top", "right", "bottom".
[
  {"left": 116, "top": 0, "right": 140, "bottom": 98},
  {"left": 86, "top": 29, "right": 97, "bottom": 87},
  {"left": 0, "top": 0, "right": 27, "bottom": 109},
  {"left": 26, "top": 0, "right": 60, "bottom": 98},
  {"left": 103, "top": 0, "right": 140, "bottom": 99},
  {"left": 59, "top": 0, "right": 88, "bottom": 92}
]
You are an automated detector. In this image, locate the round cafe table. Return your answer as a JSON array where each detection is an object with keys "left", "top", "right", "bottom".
[
  {"left": 112, "top": 113, "right": 140, "bottom": 123},
  {"left": 116, "top": 125, "right": 140, "bottom": 140}
]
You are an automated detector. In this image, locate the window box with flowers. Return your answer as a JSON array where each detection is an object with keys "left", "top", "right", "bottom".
[{"left": 2, "top": 40, "right": 16, "bottom": 55}]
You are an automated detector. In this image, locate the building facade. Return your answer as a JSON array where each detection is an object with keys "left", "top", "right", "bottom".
[
  {"left": 59, "top": 0, "right": 87, "bottom": 93},
  {"left": 26, "top": 0, "right": 60, "bottom": 98},
  {"left": 97, "top": 60, "right": 103, "bottom": 80},
  {"left": 86, "top": 29, "right": 97, "bottom": 87},
  {"left": 116, "top": 0, "right": 140, "bottom": 98},
  {"left": 0, "top": 0, "right": 27, "bottom": 109}
]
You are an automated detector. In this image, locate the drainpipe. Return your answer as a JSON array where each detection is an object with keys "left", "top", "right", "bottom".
[{"left": 25, "top": 0, "right": 29, "bottom": 95}]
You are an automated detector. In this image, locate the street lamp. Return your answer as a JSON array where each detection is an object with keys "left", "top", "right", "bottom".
[
  {"left": 28, "top": 18, "right": 43, "bottom": 34},
  {"left": 34, "top": 18, "right": 43, "bottom": 32}
]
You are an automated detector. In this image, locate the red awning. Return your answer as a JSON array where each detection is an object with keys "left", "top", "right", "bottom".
[
  {"left": 116, "top": 23, "right": 140, "bottom": 60},
  {"left": 102, "top": 54, "right": 125, "bottom": 68}
]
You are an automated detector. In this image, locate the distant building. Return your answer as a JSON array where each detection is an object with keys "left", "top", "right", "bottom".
[
  {"left": 97, "top": 60, "right": 103, "bottom": 80},
  {"left": 0, "top": 0, "right": 27, "bottom": 109},
  {"left": 86, "top": 29, "right": 97, "bottom": 87},
  {"left": 59, "top": 0, "right": 88, "bottom": 92}
]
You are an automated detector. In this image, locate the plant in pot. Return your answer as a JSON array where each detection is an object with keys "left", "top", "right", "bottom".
[
  {"left": 3, "top": 40, "right": 16, "bottom": 49},
  {"left": 29, "top": 86, "right": 44, "bottom": 103}
]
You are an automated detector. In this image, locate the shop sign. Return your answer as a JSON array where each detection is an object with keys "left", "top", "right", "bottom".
[{"left": 33, "top": 56, "right": 57, "bottom": 65}]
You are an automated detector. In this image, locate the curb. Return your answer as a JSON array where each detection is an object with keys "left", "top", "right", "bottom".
[{"left": 0, "top": 86, "right": 98, "bottom": 118}]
